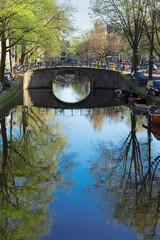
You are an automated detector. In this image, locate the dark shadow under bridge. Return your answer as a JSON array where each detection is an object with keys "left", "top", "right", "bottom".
[{"left": 23, "top": 88, "right": 120, "bottom": 109}]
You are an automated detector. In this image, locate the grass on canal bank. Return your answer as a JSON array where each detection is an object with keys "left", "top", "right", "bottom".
[{"left": 0, "top": 73, "right": 23, "bottom": 113}]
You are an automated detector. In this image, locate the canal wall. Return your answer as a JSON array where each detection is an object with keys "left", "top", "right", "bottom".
[{"left": 23, "top": 67, "right": 123, "bottom": 90}]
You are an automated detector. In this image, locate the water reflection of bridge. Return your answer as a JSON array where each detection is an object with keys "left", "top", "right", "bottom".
[{"left": 23, "top": 89, "right": 121, "bottom": 109}]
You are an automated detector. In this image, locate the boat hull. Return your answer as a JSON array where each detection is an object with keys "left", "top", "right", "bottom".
[
  {"left": 149, "top": 107, "right": 160, "bottom": 125},
  {"left": 129, "top": 98, "right": 150, "bottom": 115}
]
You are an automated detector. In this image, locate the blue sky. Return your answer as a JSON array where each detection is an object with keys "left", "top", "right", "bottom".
[{"left": 70, "top": 0, "right": 92, "bottom": 35}]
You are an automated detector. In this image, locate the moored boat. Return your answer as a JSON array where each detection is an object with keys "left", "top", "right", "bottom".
[
  {"left": 113, "top": 89, "right": 138, "bottom": 104},
  {"left": 129, "top": 97, "right": 151, "bottom": 113},
  {"left": 150, "top": 124, "right": 160, "bottom": 140},
  {"left": 148, "top": 107, "right": 160, "bottom": 125},
  {"left": 142, "top": 122, "right": 160, "bottom": 140}
]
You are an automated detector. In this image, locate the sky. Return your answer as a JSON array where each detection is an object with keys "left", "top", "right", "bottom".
[{"left": 70, "top": 0, "right": 92, "bottom": 36}]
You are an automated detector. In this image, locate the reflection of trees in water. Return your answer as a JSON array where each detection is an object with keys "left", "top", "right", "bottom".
[
  {"left": 71, "top": 82, "right": 90, "bottom": 97},
  {"left": 0, "top": 106, "right": 76, "bottom": 240},
  {"left": 85, "top": 105, "right": 146, "bottom": 132},
  {"left": 86, "top": 112, "right": 160, "bottom": 240},
  {"left": 87, "top": 106, "right": 129, "bottom": 131}
]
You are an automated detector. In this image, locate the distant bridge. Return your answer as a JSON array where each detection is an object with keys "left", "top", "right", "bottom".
[{"left": 23, "top": 66, "right": 123, "bottom": 90}]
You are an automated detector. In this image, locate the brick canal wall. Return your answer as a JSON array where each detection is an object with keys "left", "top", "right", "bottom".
[{"left": 23, "top": 67, "right": 123, "bottom": 90}]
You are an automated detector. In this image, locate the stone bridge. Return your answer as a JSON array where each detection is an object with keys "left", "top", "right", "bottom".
[{"left": 23, "top": 66, "right": 123, "bottom": 90}]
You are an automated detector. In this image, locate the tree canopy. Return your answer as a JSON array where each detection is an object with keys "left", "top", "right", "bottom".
[
  {"left": 0, "top": 0, "right": 74, "bottom": 82},
  {"left": 90, "top": 0, "right": 148, "bottom": 71}
]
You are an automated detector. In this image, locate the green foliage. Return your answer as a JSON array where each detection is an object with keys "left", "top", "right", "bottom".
[
  {"left": 0, "top": 106, "right": 76, "bottom": 239},
  {"left": 69, "top": 38, "right": 86, "bottom": 59},
  {"left": 69, "top": 24, "right": 124, "bottom": 61},
  {"left": 0, "top": 0, "right": 75, "bottom": 69},
  {"left": 90, "top": 0, "right": 148, "bottom": 71}
]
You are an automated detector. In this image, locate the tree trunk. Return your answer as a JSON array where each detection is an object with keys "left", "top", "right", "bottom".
[
  {"left": 149, "top": 54, "right": 153, "bottom": 80},
  {"left": 20, "top": 45, "right": 26, "bottom": 65},
  {"left": 9, "top": 49, "right": 12, "bottom": 73},
  {"left": 8, "top": 37, "right": 13, "bottom": 73},
  {"left": 15, "top": 46, "right": 18, "bottom": 64},
  {"left": 149, "top": 10, "right": 155, "bottom": 80},
  {"left": 132, "top": 45, "right": 138, "bottom": 72},
  {"left": 1, "top": 32, "right": 6, "bottom": 84}
]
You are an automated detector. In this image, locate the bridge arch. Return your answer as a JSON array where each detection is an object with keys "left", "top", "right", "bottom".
[
  {"left": 53, "top": 69, "right": 93, "bottom": 87},
  {"left": 23, "top": 66, "right": 122, "bottom": 90}
]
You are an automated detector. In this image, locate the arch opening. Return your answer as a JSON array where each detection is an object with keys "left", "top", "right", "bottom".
[{"left": 52, "top": 70, "right": 91, "bottom": 103}]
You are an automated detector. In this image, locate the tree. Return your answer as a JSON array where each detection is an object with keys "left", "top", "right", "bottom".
[
  {"left": 68, "top": 34, "right": 92, "bottom": 63},
  {"left": 69, "top": 21, "right": 123, "bottom": 65},
  {"left": 90, "top": 0, "right": 148, "bottom": 71},
  {"left": 143, "top": 0, "right": 160, "bottom": 79},
  {"left": 89, "top": 22, "right": 123, "bottom": 63},
  {"left": 0, "top": 0, "right": 74, "bottom": 83}
]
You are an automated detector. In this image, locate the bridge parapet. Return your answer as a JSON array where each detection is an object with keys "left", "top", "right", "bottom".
[{"left": 23, "top": 66, "right": 122, "bottom": 90}]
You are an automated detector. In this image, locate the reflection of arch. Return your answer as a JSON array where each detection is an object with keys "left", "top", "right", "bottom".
[
  {"left": 52, "top": 82, "right": 91, "bottom": 105},
  {"left": 23, "top": 89, "right": 120, "bottom": 109}
]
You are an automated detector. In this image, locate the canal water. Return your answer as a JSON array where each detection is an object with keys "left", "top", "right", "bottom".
[{"left": 1, "top": 78, "right": 160, "bottom": 240}]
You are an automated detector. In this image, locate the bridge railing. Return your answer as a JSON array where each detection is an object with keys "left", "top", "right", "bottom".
[
  {"left": 15, "top": 61, "right": 132, "bottom": 73},
  {"left": 30, "top": 62, "right": 109, "bottom": 70},
  {"left": 15, "top": 62, "right": 114, "bottom": 73}
]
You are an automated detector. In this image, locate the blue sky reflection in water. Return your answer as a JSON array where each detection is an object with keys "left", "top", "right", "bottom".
[{"left": 2, "top": 101, "right": 160, "bottom": 240}]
